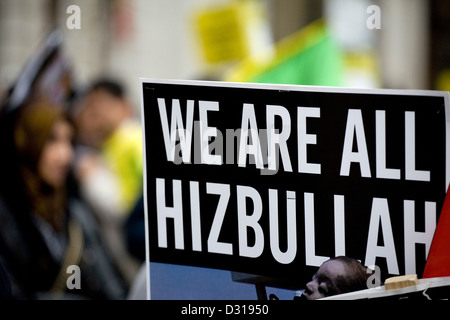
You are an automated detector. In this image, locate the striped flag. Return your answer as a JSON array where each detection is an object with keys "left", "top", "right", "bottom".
[{"left": 423, "top": 186, "right": 450, "bottom": 278}]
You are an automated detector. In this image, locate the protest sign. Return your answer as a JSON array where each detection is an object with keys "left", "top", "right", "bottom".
[{"left": 140, "top": 79, "right": 450, "bottom": 290}]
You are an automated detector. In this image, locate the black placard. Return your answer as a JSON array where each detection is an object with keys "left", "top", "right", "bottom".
[{"left": 141, "top": 79, "right": 449, "bottom": 287}]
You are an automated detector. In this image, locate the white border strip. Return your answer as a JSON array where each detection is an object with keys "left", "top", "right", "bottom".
[
  {"left": 139, "top": 78, "right": 151, "bottom": 300},
  {"left": 140, "top": 77, "right": 450, "bottom": 98}
]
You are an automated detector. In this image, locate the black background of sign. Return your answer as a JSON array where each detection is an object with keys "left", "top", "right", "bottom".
[{"left": 142, "top": 81, "right": 447, "bottom": 288}]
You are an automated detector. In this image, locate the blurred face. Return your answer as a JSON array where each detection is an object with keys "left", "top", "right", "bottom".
[
  {"left": 301, "top": 260, "right": 350, "bottom": 300},
  {"left": 37, "top": 119, "right": 74, "bottom": 188},
  {"left": 75, "top": 89, "right": 127, "bottom": 148}
]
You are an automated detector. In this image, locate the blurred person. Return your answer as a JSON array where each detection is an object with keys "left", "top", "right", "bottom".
[
  {"left": 0, "top": 260, "right": 12, "bottom": 300},
  {"left": 124, "top": 194, "right": 146, "bottom": 263},
  {"left": 0, "top": 100, "right": 128, "bottom": 299},
  {"left": 0, "top": 81, "right": 6, "bottom": 105},
  {"left": 73, "top": 78, "right": 143, "bottom": 217},
  {"left": 72, "top": 78, "right": 143, "bottom": 285},
  {"left": 299, "top": 256, "right": 372, "bottom": 300}
]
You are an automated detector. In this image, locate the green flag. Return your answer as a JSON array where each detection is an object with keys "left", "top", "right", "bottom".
[{"left": 225, "top": 19, "right": 343, "bottom": 86}]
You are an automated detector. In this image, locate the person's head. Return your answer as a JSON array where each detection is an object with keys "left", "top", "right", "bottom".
[
  {"left": 15, "top": 101, "right": 74, "bottom": 188},
  {"left": 301, "top": 256, "right": 370, "bottom": 300},
  {"left": 14, "top": 100, "right": 75, "bottom": 230},
  {"left": 74, "top": 78, "right": 131, "bottom": 148}
]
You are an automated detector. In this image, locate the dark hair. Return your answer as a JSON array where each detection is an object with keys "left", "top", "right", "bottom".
[
  {"left": 13, "top": 101, "right": 74, "bottom": 231},
  {"left": 88, "top": 78, "right": 126, "bottom": 99},
  {"left": 328, "top": 256, "right": 372, "bottom": 295}
]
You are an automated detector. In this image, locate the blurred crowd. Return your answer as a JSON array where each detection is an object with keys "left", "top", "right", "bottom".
[{"left": 0, "top": 30, "right": 145, "bottom": 300}]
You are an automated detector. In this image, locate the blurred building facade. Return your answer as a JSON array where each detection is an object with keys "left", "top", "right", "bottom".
[{"left": 1, "top": 0, "right": 449, "bottom": 112}]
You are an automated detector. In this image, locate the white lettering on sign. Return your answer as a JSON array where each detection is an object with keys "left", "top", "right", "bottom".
[
  {"left": 155, "top": 178, "right": 437, "bottom": 271},
  {"left": 157, "top": 100, "right": 431, "bottom": 183}
]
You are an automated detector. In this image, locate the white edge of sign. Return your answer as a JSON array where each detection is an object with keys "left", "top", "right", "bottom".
[
  {"left": 320, "top": 276, "right": 450, "bottom": 300},
  {"left": 139, "top": 77, "right": 449, "bottom": 98},
  {"left": 139, "top": 78, "right": 151, "bottom": 300},
  {"left": 138, "top": 78, "right": 450, "bottom": 300}
]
